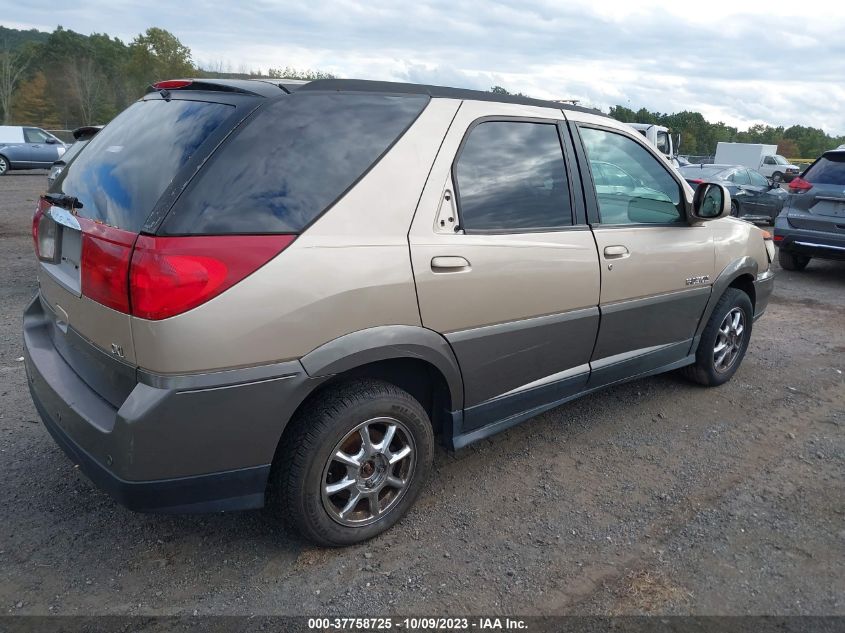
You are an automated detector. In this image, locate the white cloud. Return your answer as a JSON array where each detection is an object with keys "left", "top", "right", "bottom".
[{"left": 2, "top": 0, "right": 843, "bottom": 134}]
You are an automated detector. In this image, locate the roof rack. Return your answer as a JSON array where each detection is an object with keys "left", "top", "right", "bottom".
[{"left": 297, "top": 79, "right": 604, "bottom": 116}]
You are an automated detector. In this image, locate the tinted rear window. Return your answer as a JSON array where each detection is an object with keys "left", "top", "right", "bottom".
[
  {"left": 161, "top": 93, "right": 428, "bottom": 235},
  {"left": 804, "top": 153, "right": 845, "bottom": 185},
  {"left": 52, "top": 99, "right": 234, "bottom": 232}
]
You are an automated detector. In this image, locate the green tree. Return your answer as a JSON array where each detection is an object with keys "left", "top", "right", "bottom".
[
  {"left": 266, "top": 66, "right": 336, "bottom": 80},
  {"left": 127, "top": 28, "right": 194, "bottom": 95}
]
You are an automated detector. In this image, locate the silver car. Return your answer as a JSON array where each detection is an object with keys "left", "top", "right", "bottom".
[{"left": 0, "top": 125, "right": 67, "bottom": 175}]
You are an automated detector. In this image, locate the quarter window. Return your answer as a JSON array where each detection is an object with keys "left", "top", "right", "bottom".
[
  {"left": 454, "top": 121, "right": 572, "bottom": 232},
  {"left": 749, "top": 170, "right": 769, "bottom": 187},
  {"left": 729, "top": 170, "right": 751, "bottom": 185},
  {"left": 580, "top": 127, "right": 683, "bottom": 225}
]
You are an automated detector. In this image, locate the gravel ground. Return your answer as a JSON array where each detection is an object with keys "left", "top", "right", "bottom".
[{"left": 0, "top": 172, "right": 843, "bottom": 616}]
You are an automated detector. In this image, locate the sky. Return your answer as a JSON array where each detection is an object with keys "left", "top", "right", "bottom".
[{"left": 3, "top": 0, "right": 844, "bottom": 135}]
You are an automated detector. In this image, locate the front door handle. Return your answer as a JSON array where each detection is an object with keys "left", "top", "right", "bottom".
[
  {"left": 431, "top": 256, "right": 471, "bottom": 272},
  {"left": 603, "top": 245, "right": 629, "bottom": 258}
]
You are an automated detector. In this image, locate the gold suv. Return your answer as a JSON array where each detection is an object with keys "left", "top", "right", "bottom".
[{"left": 24, "top": 78, "right": 775, "bottom": 545}]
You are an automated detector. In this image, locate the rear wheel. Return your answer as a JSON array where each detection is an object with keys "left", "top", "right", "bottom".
[
  {"left": 772, "top": 171, "right": 783, "bottom": 183},
  {"left": 778, "top": 250, "right": 810, "bottom": 271},
  {"left": 0, "top": 155, "right": 9, "bottom": 176},
  {"left": 682, "top": 288, "right": 752, "bottom": 387},
  {"left": 269, "top": 379, "right": 434, "bottom": 546}
]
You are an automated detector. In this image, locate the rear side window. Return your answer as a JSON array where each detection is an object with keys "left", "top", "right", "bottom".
[
  {"left": 454, "top": 121, "right": 572, "bottom": 232},
  {"left": 803, "top": 153, "right": 845, "bottom": 185},
  {"left": 53, "top": 99, "right": 234, "bottom": 232},
  {"left": 161, "top": 93, "right": 428, "bottom": 235},
  {"left": 729, "top": 170, "right": 751, "bottom": 185}
]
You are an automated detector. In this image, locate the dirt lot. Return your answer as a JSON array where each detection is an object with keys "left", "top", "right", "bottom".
[{"left": 1, "top": 172, "right": 843, "bottom": 617}]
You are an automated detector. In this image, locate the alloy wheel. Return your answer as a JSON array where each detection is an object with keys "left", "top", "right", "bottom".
[
  {"left": 714, "top": 307, "right": 745, "bottom": 372},
  {"left": 0, "top": 157, "right": 8, "bottom": 175},
  {"left": 321, "top": 416, "right": 416, "bottom": 527}
]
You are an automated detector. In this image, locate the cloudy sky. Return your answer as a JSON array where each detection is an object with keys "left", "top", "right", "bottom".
[{"left": 3, "top": 0, "right": 844, "bottom": 134}]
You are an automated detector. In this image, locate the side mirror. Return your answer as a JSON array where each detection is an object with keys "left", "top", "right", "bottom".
[
  {"left": 690, "top": 182, "right": 730, "bottom": 221},
  {"left": 45, "top": 137, "right": 59, "bottom": 144}
]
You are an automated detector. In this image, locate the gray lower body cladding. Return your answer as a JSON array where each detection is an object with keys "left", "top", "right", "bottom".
[
  {"left": 23, "top": 294, "right": 327, "bottom": 513},
  {"left": 775, "top": 223, "right": 845, "bottom": 261}
]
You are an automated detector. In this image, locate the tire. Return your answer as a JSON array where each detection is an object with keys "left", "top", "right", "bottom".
[
  {"left": 0, "top": 155, "right": 9, "bottom": 176},
  {"left": 730, "top": 201, "right": 740, "bottom": 217},
  {"left": 778, "top": 249, "right": 810, "bottom": 271},
  {"left": 268, "top": 378, "right": 434, "bottom": 546},
  {"left": 682, "top": 288, "right": 753, "bottom": 387},
  {"left": 772, "top": 171, "right": 783, "bottom": 183}
]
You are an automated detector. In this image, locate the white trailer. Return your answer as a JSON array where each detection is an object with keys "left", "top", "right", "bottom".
[{"left": 714, "top": 142, "right": 800, "bottom": 182}]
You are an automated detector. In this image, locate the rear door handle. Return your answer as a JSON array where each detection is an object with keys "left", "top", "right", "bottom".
[
  {"left": 431, "top": 256, "right": 470, "bottom": 272},
  {"left": 603, "top": 245, "right": 629, "bottom": 258}
]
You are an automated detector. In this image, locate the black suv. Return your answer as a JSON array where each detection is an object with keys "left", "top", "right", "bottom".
[{"left": 774, "top": 149, "right": 845, "bottom": 270}]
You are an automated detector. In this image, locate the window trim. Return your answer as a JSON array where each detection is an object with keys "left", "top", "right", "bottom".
[
  {"left": 451, "top": 116, "right": 579, "bottom": 235},
  {"left": 571, "top": 122, "right": 690, "bottom": 228}
]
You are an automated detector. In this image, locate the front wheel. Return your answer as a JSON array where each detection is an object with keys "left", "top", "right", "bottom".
[
  {"left": 778, "top": 250, "right": 810, "bottom": 271},
  {"left": 682, "top": 288, "right": 753, "bottom": 387},
  {"left": 0, "top": 155, "right": 9, "bottom": 176},
  {"left": 771, "top": 171, "right": 783, "bottom": 183},
  {"left": 269, "top": 379, "right": 434, "bottom": 546}
]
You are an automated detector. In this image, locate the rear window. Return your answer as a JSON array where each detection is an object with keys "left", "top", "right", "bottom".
[
  {"left": 803, "top": 153, "right": 845, "bottom": 185},
  {"left": 52, "top": 99, "right": 234, "bottom": 232},
  {"left": 161, "top": 93, "right": 429, "bottom": 235}
]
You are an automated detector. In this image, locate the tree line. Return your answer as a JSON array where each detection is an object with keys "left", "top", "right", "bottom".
[{"left": 1, "top": 25, "right": 842, "bottom": 159}]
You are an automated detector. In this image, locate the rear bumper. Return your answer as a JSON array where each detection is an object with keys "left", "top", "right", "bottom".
[
  {"left": 753, "top": 269, "right": 775, "bottom": 321},
  {"left": 23, "top": 294, "right": 326, "bottom": 513},
  {"left": 775, "top": 225, "right": 845, "bottom": 261}
]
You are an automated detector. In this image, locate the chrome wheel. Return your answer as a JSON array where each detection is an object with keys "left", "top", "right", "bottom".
[
  {"left": 714, "top": 307, "right": 745, "bottom": 372},
  {"left": 321, "top": 416, "right": 416, "bottom": 527},
  {"left": 0, "top": 157, "right": 8, "bottom": 175}
]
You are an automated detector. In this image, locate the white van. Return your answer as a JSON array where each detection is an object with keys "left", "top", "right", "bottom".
[
  {"left": 714, "top": 143, "right": 800, "bottom": 183},
  {"left": 0, "top": 126, "right": 66, "bottom": 175}
]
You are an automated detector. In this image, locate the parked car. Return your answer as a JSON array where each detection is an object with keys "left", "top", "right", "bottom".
[
  {"left": 47, "top": 125, "right": 102, "bottom": 186},
  {"left": 0, "top": 125, "right": 66, "bottom": 175},
  {"left": 774, "top": 148, "right": 845, "bottom": 270},
  {"left": 679, "top": 164, "right": 787, "bottom": 224},
  {"left": 714, "top": 143, "right": 800, "bottom": 183},
  {"left": 24, "top": 78, "right": 774, "bottom": 546}
]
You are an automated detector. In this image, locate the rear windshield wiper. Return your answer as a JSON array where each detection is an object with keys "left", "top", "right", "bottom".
[{"left": 42, "top": 193, "right": 83, "bottom": 210}]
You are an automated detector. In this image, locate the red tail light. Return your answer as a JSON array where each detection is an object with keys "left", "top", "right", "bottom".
[
  {"left": 688, "top": 178, "right": 704, "bottom": 185},
  {"left": 129, "top": 235, "right": 295, "bottom": 320},
  {"left": 32, "top": 198, "right": 51, "bottom": 259},
  {"left": 79, "top": 219, "right": 137, "bottom": 313},
  {"left": 788, "top": 177, "right": 813, "bottom": 193},
  {"left": 773, "top": 234, "right": 784, "bottom": 243},
  {"left": 153, "top": 79, "right": 192, "bottom": 90}
]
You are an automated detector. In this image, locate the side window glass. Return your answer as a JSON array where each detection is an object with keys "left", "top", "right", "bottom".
[
  {"left": 24, "top": 128, "right": 49, "bottom": 143},
  {"left": 580, "top": 127, "right": 683, "bottom": 225},
  {"left": 656, "top": 132, "right": 670, "bottom": 154},
  {"left": 749, "top": 170, "right": 769, "bottom": 187},
  {"left": 731, "top": 170, "right": 751, "bottom": 185},
  {"left": 764, "top": 156, "right": 776, "bottom": 165},
  {"left": 455, "top": 121, "right": 572, "bottom": 232}
]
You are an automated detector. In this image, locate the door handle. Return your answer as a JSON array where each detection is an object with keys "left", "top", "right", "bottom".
[
  {"left": 603, "top": 245, "right": 629, "bottom": 258},
  {"left": 431, "top": 256, "right": 470, "bottom": 272}
]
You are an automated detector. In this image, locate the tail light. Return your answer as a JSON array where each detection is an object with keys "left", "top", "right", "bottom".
[
  {"left": 79, "top": 219, "right": 136, "bottom": 313},
  {"left": 32, "top": 198, "right": 57, "bottom": 261},
  {"left": 773, "top": 234, "right": 784, "bottom": 243},
  {"left": 688, "top": 178, "right": 704, "bottom": 185},
  {"left": 129, "top": 235, "right": 295, "bottom": 320},
  {"left": 33, "top": 198, "right": 295, "bottom": 320},
  {"left": 788, "top": 177, "right": 813, "bottom": 193}
]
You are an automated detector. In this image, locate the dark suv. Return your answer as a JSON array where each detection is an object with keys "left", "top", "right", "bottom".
[{"left": 774, "top": 149, "right": 845, "bottom": 270}]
